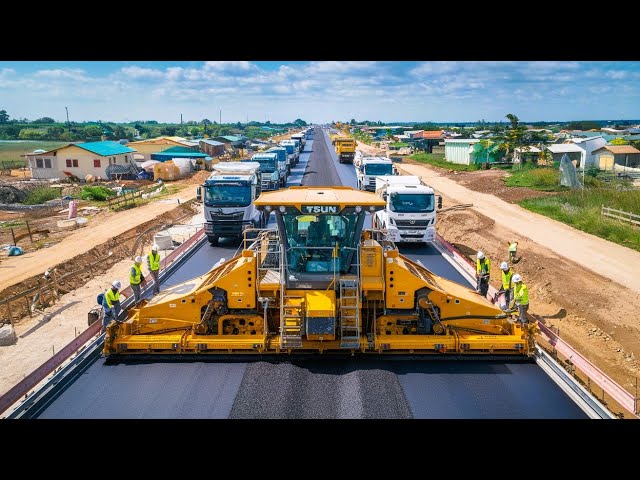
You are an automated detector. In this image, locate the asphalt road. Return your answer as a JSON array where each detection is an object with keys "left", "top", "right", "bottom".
[{"left": 38, "top": 127, "right": 587, "bottom": 419}]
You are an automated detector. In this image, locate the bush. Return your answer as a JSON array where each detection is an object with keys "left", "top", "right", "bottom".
[
  {"left": 23, "top": 187, "right": 60, "bottom": 205},
  {"left": 505, "top": 166, "right": 563, "bottom": 191},
  {"left": 80, "top": 185, "right": 116, "bottom": 201},
  {"left": 409, "top": 153, "right": 481, "bottom": 172}
]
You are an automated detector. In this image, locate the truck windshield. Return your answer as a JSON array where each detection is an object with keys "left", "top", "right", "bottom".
[
  {"left": 365, "top": 163, "right": 393, "bottom": 175},
  {"left": 254, "top": 159, "right": 276, "bottom": 173},
  {"left": 389, "top": 193, "right": 434, "bottom": 213},
  {"left": 204, "top": 183, "right": 251, "bottom": 207}
]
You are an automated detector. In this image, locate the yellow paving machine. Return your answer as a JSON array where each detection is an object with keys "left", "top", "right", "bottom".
[{"left": 104, "top": 187, "right": 535, "bottom": 356}]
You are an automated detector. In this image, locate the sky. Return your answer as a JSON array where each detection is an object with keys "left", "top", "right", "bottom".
[{"left": 0, "top": 61, "right": 638, "bottom": 124}]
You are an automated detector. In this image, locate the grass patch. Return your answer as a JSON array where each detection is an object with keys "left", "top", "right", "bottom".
[
  {"left": 504, "top": 164, "right": 603, "bottom": 191},
  {"left": 409, "top": 152, "right": 482, "bottom": 172},
  {"left": 23, "top": 187, "right": 61, "bottom": 205},
  {"left": 79, "top": 185, "right": 116, "bottom": 201},
  {"left": 520, "top": 188, "right": 640, "bottom": 252},
  {"left": 389, "top": 142, "right": 409, "bottom": 148}
]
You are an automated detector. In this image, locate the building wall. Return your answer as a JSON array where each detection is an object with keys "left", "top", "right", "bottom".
[
  {"left": 199, "top": 141, "right": 225, "bottom": 157},
  {"left": 597, "top": 152, "right": 615, "bottom": 170},
  {"left": 445, "top": 141, "right": 475, "bottom": 165},
  {"left": 570, "top": 137, "right": 607, "bottom": 169},
  {"left": 126, "top": 140, "right": 184, "bottom": 161},
  {"left": 614, "top": 153, "right": 640, "bottom": 168},
  {"left": 28, "top": 145, "right": 132, "bottom": 179}
]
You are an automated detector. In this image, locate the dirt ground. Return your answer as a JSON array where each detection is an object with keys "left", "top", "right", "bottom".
[
  {"left": 397, "top": 162, "right": 640, "bottom": 413},
  {"left": 0, "top": 207, "right": 204, "bottom": 396}
]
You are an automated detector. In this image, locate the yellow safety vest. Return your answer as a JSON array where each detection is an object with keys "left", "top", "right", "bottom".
[
  {"left": 130, "top": 263, "right": 142, "bottom": 285},
  {"left": 149, "top": 251, "right": 160, "bottom": 271},
  {"left": 514, "top": 282, "right": 529, "bottom": 305},
  {"left": 501, "top": 269, "right": 513, "bottom": 290},
  {"left": 477, "top": 258, "right": 490, "bottom": 276},
  {"left": 509, "top": 242, "right": 518, "bottom": 252},
  {"left": 105, "top": 288, "right": 120, "bottom": 308}
]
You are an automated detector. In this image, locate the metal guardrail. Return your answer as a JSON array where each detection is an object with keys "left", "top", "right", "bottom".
[
  {"left": 434, "top": 232, "right": 638, "bottom": 417},
  {"left": 601, "top": 205, "right": 640, "bottom": 227},
  {"left": 0, "top": 227, "right": 206, "bottom": 418}
]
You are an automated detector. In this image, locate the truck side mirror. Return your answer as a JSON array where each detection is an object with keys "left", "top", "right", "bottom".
[
  {"left": 196, "top": 186, "right": 202, "bottom": 202},
  {"left": 437, "top": 196, "right": 442, "bottom": 209},
  {"left": 382, "top": 193, "right": 388, "bottom": 201}
]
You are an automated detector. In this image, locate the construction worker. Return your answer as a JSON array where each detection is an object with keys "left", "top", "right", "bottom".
[
  {"left": 475, "top": 251, "right": 491, "bottom": 297},
  {"left": 507, "top": 241, "right": 518, "bottom": 263},
  {"left": 496, "top": 261, "right": 514, "bottom": 308},
  {"left": 130, "top": 256, "right": 146, "bottom": 304},
  {"left": 509, "top": 274, "right": 529, "bottom": 324},
  {"left": 102, "top": 280, "right": 122, "bottom": 332},
  {"left": 147, "top": 244, "right": 161, "bottom": 295}
]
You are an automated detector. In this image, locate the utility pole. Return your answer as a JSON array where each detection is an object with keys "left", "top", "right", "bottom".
[
  {"left": 65, "top": 107, "right": 70, "bottom": 133},
  {"left": 219, "top": 109, "right": 222, "bottom": 125},
  {"left": 180, "top": 113, "right": 183, "bottom": 125}
]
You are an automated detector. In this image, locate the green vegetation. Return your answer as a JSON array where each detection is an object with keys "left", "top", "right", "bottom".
[
  {"left": 504, "top": 164, "right": 603, "bottom": 191},
  {"left": 23, "top": 187, "right": 61, "bottom": 205},
  {"left": 409, "top": 152, "right": 481, "bottom": 171},
  {"left": 79, "top": 186, "right": 116, "bottom": 201},
  {"left": 0, "top": 141, "right": 66, "bottom": 164},
  {"left": 389, "top": 142, "right": 409, "bottom": 148},
  {"left": 520, "top": 189, "right": 640, "bottom": 252}
]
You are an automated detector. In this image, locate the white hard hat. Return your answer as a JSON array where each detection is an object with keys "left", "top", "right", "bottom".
[
  {"left": 500, "top": 262, "right": 509, "bottom": 270},
  {"left": 512, "top": 274, "right": 522, "bottom": 283},
  {"left": 152, "top": 244, "right": 159, "bottom": 251},
  {"left": 112, "top": 280, "right": 122, "bottom": 289},
  {"left": 477, "top": 251, "right": 485, "bottom": 260},
  {"left": 135, "top": 256, "right": 142, "bottom": 263}
]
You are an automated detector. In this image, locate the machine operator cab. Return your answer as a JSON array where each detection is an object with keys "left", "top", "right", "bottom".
[{"left": 254, "top": 187, "right": 386, "bottom": 289}]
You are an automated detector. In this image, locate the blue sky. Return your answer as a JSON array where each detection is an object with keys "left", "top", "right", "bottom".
[{"left": 0, "top": 61, "right": 638, "bottom": 124}]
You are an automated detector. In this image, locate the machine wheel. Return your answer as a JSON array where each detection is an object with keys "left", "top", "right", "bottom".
[{"left": 208, "top": 235, "right": 219, "bottom": 246}]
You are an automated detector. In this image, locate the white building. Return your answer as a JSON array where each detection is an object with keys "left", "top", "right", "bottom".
[
  {"left": 444, "top": 138, "right": 480, "bottom": 165},
  {"left": 565, "top": 136, "right": 607, "bottom": 169}
]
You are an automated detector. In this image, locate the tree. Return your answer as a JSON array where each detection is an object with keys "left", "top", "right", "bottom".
[
  {"left": 293, "top": 118, "right": 306, "bottom": 127},
  {"left": 0, "top": 110, "right": 9, "bottom": 124},
  {"left": 502, "top": 113, "right": 527, "bottom": 161},
  {"left": 350, "top": 119, "right": 356, "bottom": 125},
  {"left": 610, "top": 137, "right": 629, "bottom": 146},
  {"left": 33, "top": 117, "right": 55, "bottom": 124},
  {"left": 84, "top": 125, "right": 103, "bottom": 138}
]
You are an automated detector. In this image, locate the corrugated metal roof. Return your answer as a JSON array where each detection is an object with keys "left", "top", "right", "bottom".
[
  {"left": 200, "top": 139, "right": 224, "bottom": 146},
  {"left": 547, "top": 144, "right": 583, "bottom": 153},
  {"left": 444, "top": 138, "right": 481, "bottom": 144},
  {"left": 160, "top": 146, "right": 196, "bottom": 153},
  {"left": 594, "top": 145, "right": 640, "bottom": 155},
  {"left": 76, "top": 141, "right": 136, "bottom": 156}
]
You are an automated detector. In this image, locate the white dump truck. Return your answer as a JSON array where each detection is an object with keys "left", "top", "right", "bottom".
[
  {"left": 197, "top": 161, "right": 266, "bottom": 246},
  {"left": 373, "top": 175, "right": 442, "bottom": 245},
  {"left": 356, "top": 156, "right": 396, "bottom": 191}
]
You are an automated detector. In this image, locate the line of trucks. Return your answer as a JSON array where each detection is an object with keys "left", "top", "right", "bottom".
[{"left": 197, "top": 128, "right": 312, "bottom": 245}]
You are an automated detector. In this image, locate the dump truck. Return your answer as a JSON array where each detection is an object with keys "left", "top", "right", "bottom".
[
  {"left": 334, "top": 136, "right": 356, "bottom": 163},
  {"left": 291, "top": 133, "right": 305, "bottom": 151},
  {"left": 373, "top": 175, "right": 441, "bottom": 245},
  {"left": 279, "top": 140, "right": 299, "bottom": 167},
  {"left": 104, "top": 186, "right": 535, "bottom": 357},
  {"left": 249, "top": 152, "right": 287, "bottom": 190},
  {"left": 356, "top": 156, "right": 396, "bottom": 191},
  {"left": 196, "top": 161, "right": 265, "bottom": 246},
  {"left": 267, "top": 146, "right": 291, "bottom": 174}
]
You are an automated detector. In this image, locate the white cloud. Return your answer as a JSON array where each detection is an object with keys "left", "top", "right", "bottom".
[
  {"left": 606, "top": 70, "right": 626, "bottom": 79},
  {"left": 34, "top": 68, "right": 88, "bottom": 82},
  {"left": 120, "top": 66, "right": 164, "bottom": 79},
  {"left": 204, "top": 61, "right": 255, "bottom": 73}
]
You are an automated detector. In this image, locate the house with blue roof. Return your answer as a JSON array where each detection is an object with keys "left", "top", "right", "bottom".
[{"left": 24, "top": 141, "right": 137, "bottom": 180}]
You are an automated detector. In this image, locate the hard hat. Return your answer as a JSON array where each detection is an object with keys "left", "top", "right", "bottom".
[
  {"left": 500, "top": 262, "right": 509, "bottom": 270},
  {"left": 152, "top": 244, "right": 159, "bottom": 251},
  {"left": 477, "top": 251, "right": 485, "bottom": 260},
  {"left": 112, "top": 280, "right": 122, "bottom": 289},
  {"left": 135, "top": 256, "right": 142, "bottom": 263},
  {"left": 512, "top": 274, "right": 522, "bottom": 283}
]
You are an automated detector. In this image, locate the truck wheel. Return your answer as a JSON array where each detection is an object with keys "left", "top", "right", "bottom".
[{"left": 208, "top": 235, "right": 219, "bottom": 246}]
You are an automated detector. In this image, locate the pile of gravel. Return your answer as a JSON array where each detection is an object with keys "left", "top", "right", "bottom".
[{"left": 0, "top": 185, "right": 27, "bottom": 204}]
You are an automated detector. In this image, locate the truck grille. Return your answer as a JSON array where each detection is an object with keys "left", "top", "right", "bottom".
[
  {"left": 211, "top": 211, "right": 244, "bottom": 222},
  {"left": 395, "top": 219, "right": 431, "bottom": 227}
]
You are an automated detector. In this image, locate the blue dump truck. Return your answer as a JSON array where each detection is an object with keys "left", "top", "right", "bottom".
[{"left": 280, "top": 140, "right": 299, "bottom": 167}]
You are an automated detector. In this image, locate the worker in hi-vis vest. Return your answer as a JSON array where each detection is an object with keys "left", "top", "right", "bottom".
[
  {"left": 130, "top": 256, "right": 146, "bottom": 304},
  {"left": 147, "top": 243, "right": 161, "bottom": 295},
  {"left": 475, "top": 251, "right": 491, "bottom": 297},
  {"left": 509, "top": 274, "right": 529, "bottom": 324},
  {"left": 102, "top": 280, "right": 122, "bottom": 332}
]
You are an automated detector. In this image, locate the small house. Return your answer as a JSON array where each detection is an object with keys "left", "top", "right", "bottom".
[
  {"left": 592, "top": 145, "right": 640, "bottom": 169},
  {"left": 126, "top": 136, "right": 195, "bottom": 161},
  {"left": 444, "top": 139, "right": 481, "bottom": 165}
]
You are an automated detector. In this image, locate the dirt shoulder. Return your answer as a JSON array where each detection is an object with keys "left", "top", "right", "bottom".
[
  {"left": 0, "top": 173, "right": 207, "bottom": 292},
  {"left": 400, "top": 162, "right": 640, "bottom": 294}
]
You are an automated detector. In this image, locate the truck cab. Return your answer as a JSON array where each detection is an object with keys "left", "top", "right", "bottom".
[
  {"left": 250, "top": 152, "right": 286, "bottom": 190},
  {"left": 334, "top": 136, "right": 356, "bottom": 163},
  {"left": 267, "top": 146, "right": 291, "bottom": 174},
  {"left": 291, "top": 133, "right": 305, "bottom": 152},
  {"left": 356, "top": 157, "right": 396, "bottom": 191},
  {"left": 373, "top": 175, "right": 442, "bottom": 245},
  {"left": 280, "top": 140, "right": 299, "bottom": 167},
  {"left": 197, "top": 161, "right": 264, "bottom": 246}
]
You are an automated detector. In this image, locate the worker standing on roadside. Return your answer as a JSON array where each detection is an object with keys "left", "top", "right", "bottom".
[
  {"left": 147, "top": 244, "right": 161, "bottom": 295},
  {"left": 102, "top": 280, "right": 122, "bottom": 332},
  {"left": 130, "top": 256, "right": 146, "bottom": 304},
  {"left": 498, "top": 262, "right": 514, "bottom": 309},
  {"left": 476, "top": 251, "right": 491, "bottom": 297},
  {"left": 508, "top": 241, "right": 518, "bottom": 263},
  {"left": 509, "top": 274, "right": 529, "bottom": 324}
]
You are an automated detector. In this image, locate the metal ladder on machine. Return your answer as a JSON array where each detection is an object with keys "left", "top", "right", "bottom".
[
  {"left": 280, "top": 247, "right": 303, "bottom": 349},
  {"left": 339, "top": 277, "right": 361, "bottom": 349}
]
